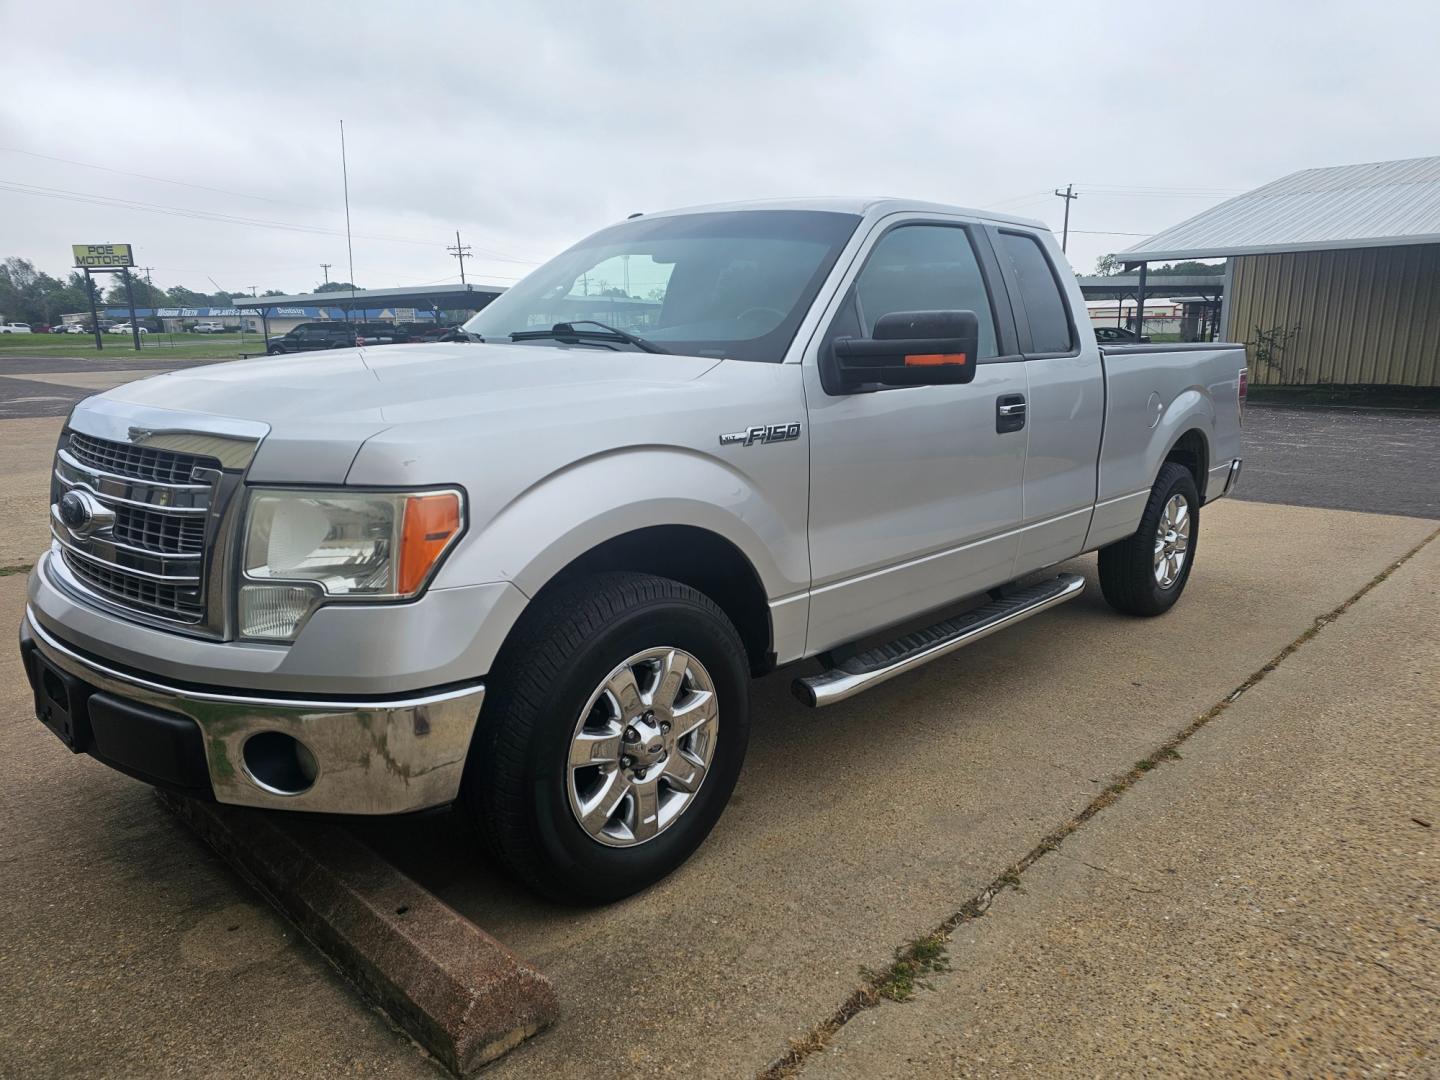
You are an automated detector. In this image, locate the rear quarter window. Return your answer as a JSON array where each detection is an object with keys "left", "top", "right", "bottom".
[{"left": 997, "top": 231, "right": 1074, "bottom": 354}]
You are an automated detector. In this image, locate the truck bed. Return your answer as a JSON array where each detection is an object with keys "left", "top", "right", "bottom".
[{"left": 1088, "top": 341, "right": 1247, "bottom": 551}]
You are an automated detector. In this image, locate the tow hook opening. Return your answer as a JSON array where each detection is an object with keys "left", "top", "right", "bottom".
[{"left": 243, "top": 731, "right": 320, "bottom": 795}]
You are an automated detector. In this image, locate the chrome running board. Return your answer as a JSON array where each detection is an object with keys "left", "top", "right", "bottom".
[{"left": 792, "top": 574, "right": 1085, "bottom": 707}]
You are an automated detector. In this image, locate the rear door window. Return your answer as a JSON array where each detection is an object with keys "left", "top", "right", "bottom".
[{"left": 996, "top": 231, "right": 1074, "bottom": 354}]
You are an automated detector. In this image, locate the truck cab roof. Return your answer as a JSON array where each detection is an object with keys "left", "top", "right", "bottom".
[{"left": 640, "top": 196, "right": 1049, "bottom": 233}]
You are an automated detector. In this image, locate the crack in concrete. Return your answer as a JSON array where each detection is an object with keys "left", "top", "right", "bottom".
[
  {"left": 757, "top": 524, "right": 1440, "bottom": 1080},
  {"left": 1050, "top": 850, "right": 1162, "bottom": 894}
]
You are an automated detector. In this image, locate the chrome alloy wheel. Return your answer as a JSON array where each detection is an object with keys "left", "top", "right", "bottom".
[
  {"left": 566, "top": 647, "right": 719, "bottom": 848},
  {"left": 1154, "top": 493, "right": 1192, "bottom": 588}
]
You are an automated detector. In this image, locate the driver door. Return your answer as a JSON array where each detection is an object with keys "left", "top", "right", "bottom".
[{"left": 802, "top": 218, "right": 1029, "bottom": 653}]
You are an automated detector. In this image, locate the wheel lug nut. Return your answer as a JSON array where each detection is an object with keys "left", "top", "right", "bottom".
[
  {"left": 660, "top": 721, "right": 671, "bottom": 733},
  {"left": 620, "top": 755, "right": 634, "bottom": 768},
  {"left": 635, "top": 768, "right": 647, "bottom": 780},
  {"left": 624, "top": 727, "right": 639, "bottom": 742}
]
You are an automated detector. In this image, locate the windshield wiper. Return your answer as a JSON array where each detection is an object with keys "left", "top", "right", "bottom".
[{"left": 509, "top": 320, "right": 670, "bottom": 354}]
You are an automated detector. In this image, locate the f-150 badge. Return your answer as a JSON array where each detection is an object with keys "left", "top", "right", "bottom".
[{"left": 719, "top": 422, "right": 802, "bottom": 447}]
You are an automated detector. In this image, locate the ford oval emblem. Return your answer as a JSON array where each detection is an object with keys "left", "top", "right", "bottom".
[
  {"left": 57, "top": 490, "right": 114, "bottom": 538},
  {"left": 57, "top": 491, "right": 92, "bottom": 531}
]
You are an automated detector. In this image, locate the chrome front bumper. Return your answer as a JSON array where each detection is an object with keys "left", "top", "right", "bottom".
[{"left": 22, "top": 608, "right": 485, "bottom": 814}]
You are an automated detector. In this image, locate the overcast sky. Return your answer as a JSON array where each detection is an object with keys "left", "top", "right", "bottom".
[{"left": 3, "top": 0, "right": 1438, "bottom": 297}]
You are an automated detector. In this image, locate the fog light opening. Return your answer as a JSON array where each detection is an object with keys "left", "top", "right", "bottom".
[{"left": 242, "top": 731, "right": 319, "bottom": 795}]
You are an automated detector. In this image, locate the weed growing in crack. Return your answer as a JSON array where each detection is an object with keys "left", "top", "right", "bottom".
[{"left": 864, "top": 933, "right": 951, "bottom": 1002}]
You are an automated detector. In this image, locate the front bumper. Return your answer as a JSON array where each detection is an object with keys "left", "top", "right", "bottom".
[{"left": 20, "top": 609, "right": 485, "bottom": 814}]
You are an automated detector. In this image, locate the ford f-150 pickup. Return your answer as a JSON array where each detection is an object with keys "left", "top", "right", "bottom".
[{"left": 20, "top": 198, "right": 1244, "bottom": 902}]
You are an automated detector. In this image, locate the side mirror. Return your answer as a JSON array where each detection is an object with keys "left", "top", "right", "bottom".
[{"left": 829, "top": 310, "right": 980, "bottom": 392}]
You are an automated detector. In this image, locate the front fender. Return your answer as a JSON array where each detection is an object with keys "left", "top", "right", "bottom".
[{"left": 437, "top": 445, "right": 809, "bottom": 607}]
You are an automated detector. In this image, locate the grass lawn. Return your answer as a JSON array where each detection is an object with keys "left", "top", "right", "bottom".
[{"left": 0, "top": 332, "right": 263, "bottom": 360}]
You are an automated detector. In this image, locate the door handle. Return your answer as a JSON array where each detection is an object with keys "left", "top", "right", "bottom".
[{"left": 996, "top": 394, "right": 1027, "bottom": 433}]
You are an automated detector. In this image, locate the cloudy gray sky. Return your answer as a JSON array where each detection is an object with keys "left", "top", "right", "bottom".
[{"left": 3, "top": 0, "right": 1437, "bottom": 296}]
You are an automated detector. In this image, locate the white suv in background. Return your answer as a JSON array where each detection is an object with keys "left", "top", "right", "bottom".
[{"left": 0, "top": 322, "right": 32, "bottom": 333}]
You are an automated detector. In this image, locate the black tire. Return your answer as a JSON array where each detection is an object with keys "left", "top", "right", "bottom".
[
  {"left": 1098, "top": 461, "right": 1200, "bottom": 616},
  {"left": 266, "top": 345, "right": 285, "bottom": 355},
  {"left": 462, "top": 571, "right": 750, "bottom": 903}
]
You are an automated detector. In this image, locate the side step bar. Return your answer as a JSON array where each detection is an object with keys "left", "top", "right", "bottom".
[{"left": 792, "top": 574, "right": 1085, "bottom": 707}]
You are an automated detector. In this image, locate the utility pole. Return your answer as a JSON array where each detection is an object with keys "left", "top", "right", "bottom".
[
  {"left": 447, "top": 231, "right": 472, "bottom": 286},
  {"left": 320, "top": 263, "right": 332, "bottom": 285},
  {"left": 1053, "top": 184, "right": 1080, "bottom": 253},
  {"left": 122, "top": 268, "right": 142, "bottom": 351},
  {"left": 138, "top": 266, "right": 156, "bottom": 328}
]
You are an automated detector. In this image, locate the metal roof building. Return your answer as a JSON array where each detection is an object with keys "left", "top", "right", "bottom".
[
  {"left": 232, "top": 282, "right": 505, "bottom": 317},
  {"left": 1120, "top": 156, "right": 1440, "bottom": 387}
]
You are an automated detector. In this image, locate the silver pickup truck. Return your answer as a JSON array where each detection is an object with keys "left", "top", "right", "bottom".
[{"left": 21, "top": 198, "right": 1244, "bottom": 902}]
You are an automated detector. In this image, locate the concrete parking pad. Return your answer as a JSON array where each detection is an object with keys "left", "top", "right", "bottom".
[
  {"left": 355, "top": 499, "right": 1437, "bottom": 1078},
  {"left": 0, "top": 578, "right": 445, "bottom": 1080},
  {"left": 161, "top": 793, "right": 559, "bottom": 1073},
  {"left": 0, "top": 416, "right": 63, "bottom": 566},
  {"left": 5, "top": 395, "right": 1437, "bottom": 1077},
  {"left": 799, "top": 529, "right": 1439, "bottom": 1078}
]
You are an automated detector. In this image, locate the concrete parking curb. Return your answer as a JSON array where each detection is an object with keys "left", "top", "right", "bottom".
[{"left": 157, "top": 792, "right": 558, "bottom": 1074}]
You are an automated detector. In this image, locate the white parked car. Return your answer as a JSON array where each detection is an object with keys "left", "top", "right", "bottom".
[
  {"left": 0, "top": 322, "right": 32, "bottom": 333},
  {"left": 107, "top": 324, "right": 148, "bottom": 335},
  {"left": 191, "top": 323, "right": 227, "bottom": 334},
  {"left": 64, "top": 324, "right": 91, "bottom": 334}
]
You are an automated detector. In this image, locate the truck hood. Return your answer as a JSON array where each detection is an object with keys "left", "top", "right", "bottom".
[{"left": 94, "top": 342, "right": 721, "bottom": 482}]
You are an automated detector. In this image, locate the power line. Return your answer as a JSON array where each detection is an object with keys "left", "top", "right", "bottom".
[
  {"left": 0, "top": 145, "right": 335, "bottom": 212},
  {"left": 0, "top": 178, "right": 541, "bottom": 263}
]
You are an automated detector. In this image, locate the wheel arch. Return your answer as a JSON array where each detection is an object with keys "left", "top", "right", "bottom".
[
  {"left": 534, "top": 524, "right": 775, "bottom": 675},
  {"left": 1162, "top": 427, "right": 1209, "bottom": 497}
]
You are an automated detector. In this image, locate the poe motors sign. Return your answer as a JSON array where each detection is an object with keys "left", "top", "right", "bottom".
[
  {"left": 72, "top": 243, "right": 135, "bottom": 269},
  {"left": 71, "top": 243, "right": 141, "bottom": 350}
]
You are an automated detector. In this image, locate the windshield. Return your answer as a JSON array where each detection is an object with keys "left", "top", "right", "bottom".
[{"left": 463, "top": 210, "right": 860, "bottom": 363}]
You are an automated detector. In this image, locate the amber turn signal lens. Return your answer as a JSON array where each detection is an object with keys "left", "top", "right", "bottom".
[
  {"left": 904, "top": 353, "right": 967, "bottom": 367},
  {"left": 398, "top": 492, "right": 462, "bottom": 595}
]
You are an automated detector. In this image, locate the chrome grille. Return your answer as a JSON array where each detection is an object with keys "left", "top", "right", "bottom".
[
  {"left": 64, "top": 548, "right": 205, "bottom": 623},
  {"left": 69, "top": 431, "right": 219, "bottom": 486},
  {"left": 111, "top": 504, "right": 207, "bottom": 554},
  {"left": 54, "top": 431, "right": 216, "bottom": 626}
]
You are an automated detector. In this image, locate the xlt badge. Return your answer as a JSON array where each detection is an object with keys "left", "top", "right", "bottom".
[{"left": 719, "top": 422, "right": 802, "bottom": 447}]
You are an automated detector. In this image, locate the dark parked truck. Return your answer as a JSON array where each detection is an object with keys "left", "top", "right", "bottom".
[{"left": 21, "top": 199, "right": 1244, "bottom": 902}]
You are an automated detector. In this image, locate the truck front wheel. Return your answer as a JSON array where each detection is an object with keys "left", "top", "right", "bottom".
[
  {"left": 1098, "top": 461, "right": 1200, "bottom": 616},
  {"left": 462, "top": 571, "right": 750, "bottom": 903}
]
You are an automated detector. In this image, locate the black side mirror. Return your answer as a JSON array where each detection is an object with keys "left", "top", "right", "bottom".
[{"left": 829, "top": 310, "right": 980, "bottom": 393}]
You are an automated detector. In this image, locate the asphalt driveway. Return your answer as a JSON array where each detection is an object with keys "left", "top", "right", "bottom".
[{"left": 1234, "top": 403, "right": 1439, "bottom": 518}]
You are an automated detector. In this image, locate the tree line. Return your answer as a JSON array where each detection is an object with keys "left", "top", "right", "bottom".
[{"left": 0, "top": 257, "right": 359, "bottom": 326}]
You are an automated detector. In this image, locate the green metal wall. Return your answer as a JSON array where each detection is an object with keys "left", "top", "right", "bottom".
[{"left": 1225, "top": 244, "right": 1440, "bottom": 386}]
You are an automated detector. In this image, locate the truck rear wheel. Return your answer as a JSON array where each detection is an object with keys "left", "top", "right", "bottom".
[
  {"left": 1098, "top": 461, "right": 1199, "bottom": 616},
  {"left": 462, "top": 571, "right": 750, "bottom": 903}
]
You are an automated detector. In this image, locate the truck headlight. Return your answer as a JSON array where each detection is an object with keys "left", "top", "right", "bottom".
[{"left": 239, "top": 488, "right": 464, "bottom": 641}]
